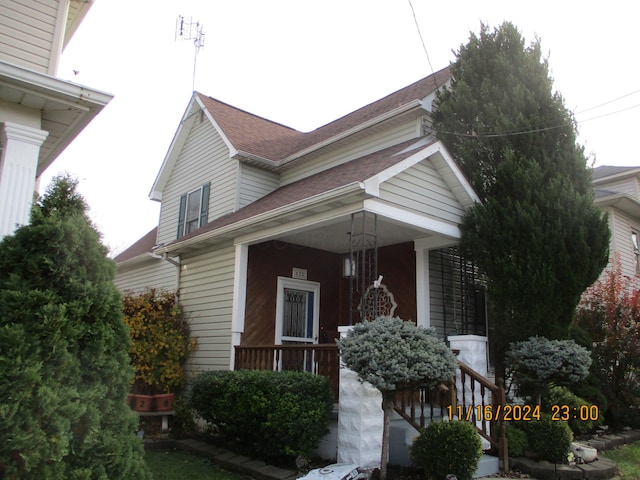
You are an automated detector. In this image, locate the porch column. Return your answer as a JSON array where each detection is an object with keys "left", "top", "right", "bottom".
[
  {"left": 0, "top": 122, "right": 48, "bottom": 238},
  {"left": 414, "top": 237, "right": 457, "bottom": 329},
  {"left": 229, "top": 243, "right": 248, "bottom": 370},
  {"left": 337, "top": 325, "right": 383, "bottom": 468}
]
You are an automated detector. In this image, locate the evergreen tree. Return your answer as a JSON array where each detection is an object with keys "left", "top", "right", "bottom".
[
  {"left": 0, "top": 175, "right": 151, "bottom": 479},
  {"left": 431, "top": 22, "right": 610, "bottom": 378}
]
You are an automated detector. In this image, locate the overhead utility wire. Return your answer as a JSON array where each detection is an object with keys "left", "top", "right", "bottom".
[
  {"left": 429, "top": 99, "right": 640, "bottom": 139},
  {"left": 573, "top": 87, "right": 640, "bottom": 115},
  {"left": 408, "top": 0, "right": 435, "bottom": 75}
]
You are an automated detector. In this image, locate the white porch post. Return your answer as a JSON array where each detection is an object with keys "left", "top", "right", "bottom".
[
  {"left": 229, "top": 243, "right": 248, "bottom": 370},
  {"left": 337, "top": 325, "right": 383, "bottom": 468},
  {"left": 0, "top": 122, "right": 48, "bottom": 238},
  {"left": 414, "top": 245, "right": 430, "bottom": 329},
  {"left": 414, "top": 237, "right": 457, "bottom": 329}
]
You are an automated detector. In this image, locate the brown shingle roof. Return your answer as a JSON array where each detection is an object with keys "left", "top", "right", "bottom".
[
  {"left": 197, "top": 95, "right": 304, "bottom": 161},
  {"left": 197, "top": 66, "right": 450, "bottom": 164},
  {"left": 113, "top": 227, "right": 157, "bottom": 263},
  {"left": 167, "top": 137, "right": 430, "bottom": 246}
]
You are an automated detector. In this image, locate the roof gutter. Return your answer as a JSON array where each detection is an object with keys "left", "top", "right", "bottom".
[
  {"left": 153, "top": 181, "right": 364, "bottom": 255},
  {"left": 0, "top": 60, "right": 113, "bottom": 109}
]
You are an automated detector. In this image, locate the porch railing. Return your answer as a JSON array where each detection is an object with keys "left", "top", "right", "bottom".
[
  {"left": 392, "top": 360, "right": 509, "bottom": 472},
  {"left": 234, "top": 344, "right": 340, "bottom": 399}
]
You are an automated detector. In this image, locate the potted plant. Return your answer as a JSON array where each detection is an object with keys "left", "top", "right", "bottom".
[{"left": 123, "top": 289, "right": 197, "bottom": 412}]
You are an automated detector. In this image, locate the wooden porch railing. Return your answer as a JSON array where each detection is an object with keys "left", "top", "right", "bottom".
[
  {"left": 234, "top": 344, "right": 340, "bottom": 400},
  {"left": 392, "top": 360, "right": 509, "bottom": 472}
]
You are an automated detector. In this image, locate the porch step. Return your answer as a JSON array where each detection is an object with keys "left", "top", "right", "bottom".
[
  {"left": 474, "top": 454, "right": 499, "bottom": 478},
  {"left": 388, "top": 423, "right": 499, "bottom": 478}
]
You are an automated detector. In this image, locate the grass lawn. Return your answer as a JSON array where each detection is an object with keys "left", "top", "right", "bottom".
[
  {"left": 145, "top": 448, "right": 246, "bottom": 480},
  {"left": 601, "top": 442, "right": 640, "bottom": 479}
]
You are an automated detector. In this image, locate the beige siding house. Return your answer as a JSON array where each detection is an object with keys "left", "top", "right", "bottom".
[
  {"left": 115, "top": 66, "right": 493, "bottom": 377},
  {"left": 593, "top": 166, "right": 640, "bottom": 278},
  {"left": 0, "top": 0, "right": 112, "bottom": 238}
]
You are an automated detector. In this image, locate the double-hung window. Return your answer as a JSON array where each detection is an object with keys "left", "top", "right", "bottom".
[{"left": 177, "top": 182, "right": 210, "bottom": 238}]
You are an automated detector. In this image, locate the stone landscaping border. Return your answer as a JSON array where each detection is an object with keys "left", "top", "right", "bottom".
[{"left": 510, "top": 429, "right": 640, "bottom": 480}]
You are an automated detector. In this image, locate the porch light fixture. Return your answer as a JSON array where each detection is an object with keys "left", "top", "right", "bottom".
[{"left": 343, "top": 255, "right": 356, "bottom": 278}]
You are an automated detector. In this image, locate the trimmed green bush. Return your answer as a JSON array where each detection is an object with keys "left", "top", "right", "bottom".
[
  {"left": 505, "top": 425, "right": 528, "bottom": 457},
  {"left": 521, "top": 414, "right": 573, "bottom": 463},
  {"left": 542, "top": 386, "right": 603, "bottom": 435},
  {"left": 189, "top": 370, "right": 333, "bottom": 460},
  {"left": 410, "top": 420, "right": 482, "bottom": 480}
]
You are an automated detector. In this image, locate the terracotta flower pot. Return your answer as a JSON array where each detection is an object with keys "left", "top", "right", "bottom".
[
  {"left": 132, "top": 394, "right": 154, "bottom": 412},
  {"left": 153, "top": 393, "right": 175, "bottom": 411}
]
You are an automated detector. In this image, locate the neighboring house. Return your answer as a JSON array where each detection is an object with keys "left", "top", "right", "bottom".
[
  {"left": 0, "top": 0, "right": 113, "bottom": 238},
  {"left": 114, "top": 66, "right": 491, "bottom": 373},
  {"left": 593, "top": 165, "right": 640, "bottom": 278}
]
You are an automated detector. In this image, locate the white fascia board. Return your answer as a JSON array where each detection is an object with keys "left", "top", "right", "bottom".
[
  {"left": 0, "top": 60, "right": 113, "bottom": 109},
  {"left": 363, "top": 140, "right": 441, "bottom": 196},
  {"left": 64, "top": 1, "right": 95, "bottom": 49},
  {"left": 149, "top": 95, "right": 203, "bottom": 201},
  {"left": 362, "top": 140, "right": 479, "bottom": 207},
  {"left": 155, "top": 182, "right": 364, "bottom": 255},
  {"left": 234, "top": 149, "right": 279, "bottom": 168},
  {"left": 195, "top": 94, "right": 237, "bottom": 157},
  {"left": 363, "top": 198, "right": 461, "bottom": 240},
  {"left": 432, "top": 142, "right": 481, "bottom": 205}
]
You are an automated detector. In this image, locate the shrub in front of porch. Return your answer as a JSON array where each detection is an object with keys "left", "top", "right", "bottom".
[
  {"left": 410, "top": 420, "right": 482, "bottom": 480},
  {"left": 188, "top": 369, "right": 333, "bottom": 462}
]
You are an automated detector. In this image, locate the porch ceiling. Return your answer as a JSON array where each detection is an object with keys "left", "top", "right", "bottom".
[{"left": 275, "top": 212, "right": 442, "bottom": 254}]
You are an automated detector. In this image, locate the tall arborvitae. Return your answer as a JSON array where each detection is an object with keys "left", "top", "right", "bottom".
[
  {"left": 431, "top": 22, "right": 610, "bottom": 379},
  {"left": 0, "top": 175, "right": 151, "bottom": 479}
]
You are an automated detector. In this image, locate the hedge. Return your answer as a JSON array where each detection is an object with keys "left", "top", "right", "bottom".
[{"left": 189, "top": 369, "right": 334, "bottom": 460}]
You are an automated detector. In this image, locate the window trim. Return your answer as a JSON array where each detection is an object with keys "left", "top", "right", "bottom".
[
  {"left": 632, "top": 229, "right": 640, "bottom": 275},
  {"left": 177, "top": 182, "right": 210, "bottom": 239}
]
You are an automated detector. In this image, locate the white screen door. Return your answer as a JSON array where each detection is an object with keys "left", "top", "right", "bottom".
[{"left": 275, "top": 277, "right": 320, "bottom": 345}]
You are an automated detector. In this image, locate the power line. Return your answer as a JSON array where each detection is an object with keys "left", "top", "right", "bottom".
[
  {"left": 429, "top": 101, "right": 640, "bottom": 139},
  {"left": 407, "top": 0, "right": 434, "bottom": 75},
  {"left": 574, "top": 87, "right": 640, "bottom": 116}
]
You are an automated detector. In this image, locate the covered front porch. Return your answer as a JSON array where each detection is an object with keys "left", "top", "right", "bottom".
[{"left": 232, "top": 207, "right": 489, "bottom": 397}]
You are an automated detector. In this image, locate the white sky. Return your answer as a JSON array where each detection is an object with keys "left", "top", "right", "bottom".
[{"left": 41, "top": 0, "right": 640, "bottom": 256}]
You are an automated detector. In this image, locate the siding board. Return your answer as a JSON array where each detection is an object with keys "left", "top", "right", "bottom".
[
  {"left": 238, "top": 164, "right": 279, "bottom": 208},
  {"left": 157, "top": 119, "right": 237, "bottom": 245},
  {"left": 115, "top": 259, "right": 176, "bottom": 292},
  {"left": 282, "top": 120, "right": 419, "bottom": 185},
  {"left": 181, "top": 244, "right": 235, "bottom": 372},
  {"left": 379, "top": 160, "right": 464, "bottom": 223},
  {"left": 0, "top": 0, "right": 57, "bottom": 72}
]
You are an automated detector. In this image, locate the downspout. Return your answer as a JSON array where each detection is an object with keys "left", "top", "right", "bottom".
[{"left": 153, "top": 252, "right": 181, "bottom": 294}]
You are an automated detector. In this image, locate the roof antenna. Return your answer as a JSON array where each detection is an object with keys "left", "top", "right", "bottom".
[{"left": 175, "top": 15, "right": 205, "bottom": 92}]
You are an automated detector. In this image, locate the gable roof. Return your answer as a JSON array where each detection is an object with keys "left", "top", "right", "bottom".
[
  {"left": 150, "top": 66, "right": 450, "bottom": 198},
  {"left": 199, "top": 66, "right": 451, "bottom": 164},
  {"left": 148, "top": 136, "right": 477, "bottom": 256}
]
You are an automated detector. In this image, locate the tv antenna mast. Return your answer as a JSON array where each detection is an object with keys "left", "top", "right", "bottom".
[{"left": 175, "top": 15, "right": 205, "bottom": 91}]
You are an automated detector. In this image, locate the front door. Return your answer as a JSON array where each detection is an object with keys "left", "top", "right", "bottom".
[{"left": 275, "top": 277, "right": 320, "bottom": 371}]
